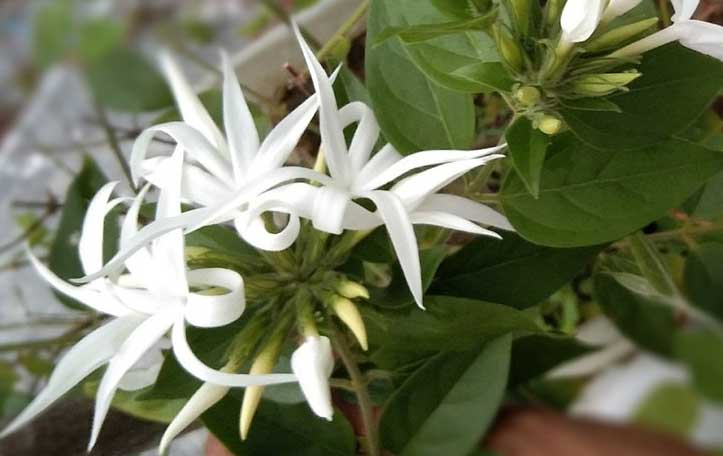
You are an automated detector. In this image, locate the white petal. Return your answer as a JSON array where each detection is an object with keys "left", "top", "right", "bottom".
[
  {"left": 363, "top": 191, "right": 423, "bottom": 308},
  {"left": 181, "top": 163, "right": 233, "bottom": 207},
  {"left": 561, "top": 0, "right": 606, "bottom": 43},
  {"left": 610, "top": 25, "right": 683, "bottom": 58},
  {"left": 293, "top": 23, "right": 352, "bottom": 186},
  {"left": 118, "top": 343, "right": 165, "bottom": 391},
  {"left": 185, "top": 268, "right": 246, "bottom": 328},
  {"left": 131, "top": 123, "right": 233, "bottom": 187},
  {"left": 311, "top": 185, "right": 352, "bottom": 235},
  {"left": 291, "top": 336, "right": 334, "bottom": 420},
  {"left": 159, "top": 51, "right": 226, "bottom": 150},
  {"left": 89, "top": 309, "right": 177, "bottom": 450},
  {"left": 671, "top": 0, "right": 699, "bottom": 22},
  {"left": 338, "top": 102, "right": 380, "bottom": 173},
  {"left": 358, "top": 145, "right": 506, "bottom": 192},
  {"left": 28, "top": 249, "right": 129, "bottom": 317},
  {"left": 222, "top": 51, "right": 259, "bottom": 180},
  {"left": 171, "top": 317, "right": 297, "bottom": 387},
  {"left": 121, "top": 184, "right": 157, "bottom": 290},
  {"left": 354, "top": 143, "right": 403, "bottom": 189},
  {"left": 409, "top": 211, "right": 502, "bottom": 238},
  {"left": 0, "top": 316, "right": 142, "bottom": 438},
  {"left": 79, "top": 182, "right": 118, "bottom": 276},
  {"left": 236, "top": 214, "right": 301, "bottom": 252},
  {"left": 677, "top": 20, "right": 723, "bottom": 62},
  {"left": 415, "top": 194, "right": 514, "bottom": 231},
  {"left": 159, "top": 382, "right": 229, "bottom": 455},
  {"left": 391, "top": 157, "right": 503, "bottom": 210}
]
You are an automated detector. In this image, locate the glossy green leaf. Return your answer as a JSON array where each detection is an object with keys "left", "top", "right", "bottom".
[
  {"left": 684, "top": 243, "right": 723, "bottom": 322},
  {"left": 506, "top": 117, "right": 550, "bottom": 198},
  {"left": 450, "top": 62, "right": 514, "bottom": 92},
  {"left": 674, "top": 330, "right": 723, "bottom": 404},
  {"left": 432, "top": 232, "right": 602, "bottom": 308},
  {"left": 594, "top": 272, "right": 676, "bottom": 355},
  {"left": 560, "top": 44, "right": 723, "bottom": 150},
  {"left": 500, "top": 134, "right": 723, "bottom": 247},
  {"left": 366, "top": 0, "right": 476, "bottom": 153},
  {"left": 431, "top": 0, "right": 490, "bottom": 19},
  {"left": 380, "top": 335, "right": 511, "bottom": 456},
  {"left": 202, "top": 395, "right": 356, "bottom": 456},
  {"left": 628, "top": 231, "right": 677, "bottom": 297},
  {"left": 48, "top": 158, "right": 116, "bottom": 310},
  {"left": 559, "top": 97, "right": 621, "bottom": 113},
  {"left": 86, "top": 48, "right": 173, "bottom": 112},
  {"left": 374, "top": 14, "right": 495, "bottom": 46}
]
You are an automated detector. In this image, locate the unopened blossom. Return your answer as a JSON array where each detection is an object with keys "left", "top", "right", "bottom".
[
  {"left": 291, "top": 336, "right": 335, "bottom": 421},
  {"left": 611, "top": 0, "right": 723, "bottom": 62}
]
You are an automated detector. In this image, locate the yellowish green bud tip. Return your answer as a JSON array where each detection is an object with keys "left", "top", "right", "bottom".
[
  {"left": 335, "top": 279, "right": 370, "bottom": 300},
  {"left": 538, "top": 115, "right": 563, "bottom": 135},
  {"left": 514, "top": 86, "right": 542, "bottom": 107},
  {"left": 332, "top": 296, "right": 368, "bottom": 351}
]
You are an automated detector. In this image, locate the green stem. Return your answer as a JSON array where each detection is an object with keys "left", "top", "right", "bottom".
[
  {"left": 331, "top": 328, "right": 380, "bottom": 456},
  {"left": 315, "top": 0, "right": 370, "bottom": 62},
  {"left": 93, "top": 99, "right": 137, "bottom": 193}
]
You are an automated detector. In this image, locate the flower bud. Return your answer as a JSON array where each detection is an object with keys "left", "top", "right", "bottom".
[
  {"left": 508, "top": 0, "right": 531, "bottom": 35},
  {"left": 335, "top": 279, "right": 370, "bottom": 300},
  {"left": 585, "top": 18, "right": 659, "bottom": 52},
  {"left": 240, "top": 342, "right": 281, "bottom": 439},
  {"left": 291, "top": 336, "right": 334, "bottom": 421},
  {"left": 514, "top": 86, "right": 542, "bottom": 107},
  {"left": 331, "top": 296, "right": 368, "bottom": 351},
  {"left": 538, "top": 115, "right": 563, "bottom": 135},
  {"left": 493, "top": 25, "right": 525, "bottom": 73},
  {"left": 570, "top": 71, "right": 641, "bottom": 96}
]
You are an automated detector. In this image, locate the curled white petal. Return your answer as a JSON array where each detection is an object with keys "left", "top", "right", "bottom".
[
  {"left": 78, "top": 182, "right": 119, "bottom": 276},
  {"left": 185, "top": 268, "right": 245, "bottom": 328}
]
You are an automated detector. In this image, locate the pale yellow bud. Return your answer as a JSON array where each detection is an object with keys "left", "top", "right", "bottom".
[
  {"left": 332, "top": 296, "right": 368, "bottom": 351},
  {"left": 239, "top": 344, "right": 279, "bottom": 440},
  {"left": 538, "top": 115, "right": 563, "bottom": 135},
  {"left": 514, "top": 86, "right": 542, "bottom": 107},
  {"left": 571, "top": 71, "right": 641, "bottom": 96},
  {"left": 335, "top": 280, "right": 370, "bottom": 300}
]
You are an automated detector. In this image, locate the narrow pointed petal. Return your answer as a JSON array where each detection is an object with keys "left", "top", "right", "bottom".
[
  {"left": 338, "top": 102, "right": 380, "bottom": 173},
  {"left": 159, "top": 52, "right": 226, "bottom": 150},
  {"left": 363, "top": 191, "right": 423, "bottom": 308},
  {"left": 78, "top": 182, "right": 118, "bottom": 276},
  {"left": 354, "top": 143, "right": 403, "bottom": 189},
  {"left": 222, "top": 52, "right": 259, "bottom": 179},
  {"left": 609, "top": 22, "right": 682, "bottom": 58},
  {"left": 0, "top": 316, "right": 141, "bottom": 438},
  {"left": 28, "top": 250, "right": 128, "bottom": 316},
  {"left": 409, "top": 211, "right": 502, "bottom": 238},
  {"left": 180, "top": 163, "right": 233, "bottom": 207},
  {"left": 291, "top": 336, "right": 334, "bottom": 420},
  {"left": 171, "top": 317, "right": 298, "bottom": 387},
  {"left": 152, "top": 146, "right": 189, "bottom": 297},
  {"left": 120, "top": 184, "right": 157, "bottom": 291},
  {"left": 415, "top": 194, "right": 514, "bottom": 231},
  {"left": 185, "top": 268, "right": 246, "bottom": 328},
  {"left": 292, "top": 23, "right": 352, "bottom": 186},
  {"left": 671, "top": 0, "right": 699, "bottom": 22},
  {"left": 359, "top": 145, "right": 506, "bottom": 192},
  {"left": 131, "top": 123, "right": 233, "bottom": 187},
  {"left": 160, "top": 382, "right": 229, "bottom": 455},
  {"left": 391, "top": 157, "right": 503, "bottom": 210},
  {"left": 89, "top": 309, "right": 176, "bottom": 450}
]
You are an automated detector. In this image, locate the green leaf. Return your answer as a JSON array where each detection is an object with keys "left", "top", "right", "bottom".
[
  {"left": 86, "top": 48, "right": 173, "bottom": 112},
  {"left": 366, "top": 0, "right": 476, "bottom": 153},
  {"left": 634, "top": 383, "right": 700, "bottom": 437},
  {"left": 560, "top": 44, "right": 723, "bottom": 150},
  {"left": 379, "top": 335, "right": 511, "bottom": 456},
  {"left": 506, "top": 117, "right": 550, "bottom": 198},
  {"left": 84, "top": 381, "right": 185, "bottom": 424},
  {"left": 351, "top": 227, "right": 395, "bottom": 263},
  {"left": 202, "top": 396, "right": 356, "bottom": 456},
  {"left": 371, "top": 246, "right": 447, "bottom": 309},
  {"left": 431, "top": 0, "right": 489, "bottom": 19},
  {"left": 365, "top": 296, "right": 541, "bottom": 369},
  {"left": 509, "top": 335, "right": 592, "bottom": 385},
  {"left": 449, "top": 62, "right": 514, "bottom": 92},
  {"left": 628, "top": 232, "right": 677, "bottom": 297},
  {"left": 32, "top": 0, "right": 74, "bottom": 68},
  {"left": 48, "top": 158, "right": 115, "bottom": 310},
  {"left": 594, "top": 272, "right": 676, "bottom": 355},
  {"left": 432, "top": 232, "right": 602, "bottom": 308},
  {"left": 685, "top": 243, "right": 723, "bottom": 322},
  {"left": 500, "top": 134, "right": 723, "bottom": 247},
  {"left": 77, "top": 19, "right": 125, "bottom": 62},
  {"left": 558, "top": 97, "right": 621, "bottom": 113},
  {"left": 674, "top": 330, "right": 723, "bottom": 404},
  {"left": 694, "top": 171, "right": 723, "bottom": 220},
  {"left": 374, "top": 14, "right": 495, "bottom": 46}
]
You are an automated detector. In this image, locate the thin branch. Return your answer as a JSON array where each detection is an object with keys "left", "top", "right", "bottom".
[
  {"left": 92, "top": 99, "right": 138, "bottom": 193},
  {"left": 0, "top": 196, "right": 59, "bottom": 255}
]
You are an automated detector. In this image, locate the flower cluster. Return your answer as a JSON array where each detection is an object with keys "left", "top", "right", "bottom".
[{"left": 1, "top": 26, "right": 511, "bottom": 451}]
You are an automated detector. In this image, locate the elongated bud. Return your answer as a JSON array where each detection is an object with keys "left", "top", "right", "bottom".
[
  {"left": 160, "top": 382, "right": 229, "bottom": 455},
  {"left": 585, "top": 18, "right": 659, "bottom": 52},
  {"left": 335, "top": 279, "right": 370, "bottom": 300},
  {"left": 544, "top": 0, "right": 565, "bottom": 31},
  {"left": 291, "top": 336, "right": 334, "bottom": 421},
  {"left": 508, "top": 0, "right": 531, "bottom": 35},
  {"left": 331, "top": 297, "right": 368, "bottom": 351},
  {"left": 494, "top": 25, "right": 525, "bottom": 73},
  {"left": 537, "top": 115, "right": 563, "bottom": 135},
  {"left": 240, "top": 341, "right": 282, "bottom": 440},
  {"left": 514, "top": 86, "right": 542, "bottom": 107},
  {"left": 570, "top": 71, "right": 641, "bottom": 96}
]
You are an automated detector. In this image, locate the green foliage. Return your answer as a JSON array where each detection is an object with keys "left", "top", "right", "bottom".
[
  {"left": 561, "top": 44, "right": 723, "bottom": 150},
  {"left": 506, "top": 117, "right": 550, "bottom": 198},
  {"left": 48, "top": 158, "right": 116, "bottom": 310},
  {"left": 202, "top": 395, "right": 356, "bottom": 456},
  {"left": 684, "top": 243, "right": 723, "bottom": 322},
  {"left": 633, "top": 383, "right": 700, "bottom": 437},
  {"left": 32, "top": 0, "right": 75, "bottom": 68},
  {"left": 674, "top": 331, "right": 723, "bottom": 404},
  {"left": 371, "top": 246, "right": 447, "bottom": 309},
  {"left": 379, "top": 335, "right": 511, "bottom": 456},
  {"left": 366, "top": 0, "right": 476, "bottom": 153},
  {"left": 501, "top": 134, "right": 723, "bottom": 247},
  {"left": 432, "top": 232, "right": 602, "bottom": 308}
]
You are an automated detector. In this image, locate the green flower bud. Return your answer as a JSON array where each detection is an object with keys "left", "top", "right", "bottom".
[
  {"left": 493, "top": 25, "right": 525, "bottom": 73},
  {"left": 570, "top": 71, "right": 641, "bottom": 96},
  {"left": 585, "top": 18, "right": 659, "bottom": 52},
  {"left": 538, "top": 115, "right": 563, "bottom": 135},
  {"left": 331, "top": 296, "right": 368, "bottom": 351},
  {"left": 240, "top": 341, "right": 281, "bottom": 440},
  {"left": 514, "top": 86, "right": 542, "bottom": 107},
  {"left": 508, "top": 0, "right": 531, "bottom": 35},
  {"left": 335, "top": 279, "right": 370, "bottom": 300}
]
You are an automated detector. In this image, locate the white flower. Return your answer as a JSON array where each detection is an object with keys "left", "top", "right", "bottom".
[
  {"left": 1, "top": 150, "right": 295, "bottom": 450},
  {"left": 560, "top": 0, "right": 607, "bottom": 44},
  {"left": 611, "top": 0, "right": 723, "bottom": 62},
  {"left": 291, "top": 336, "right": 335, "bottom": 421}
]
